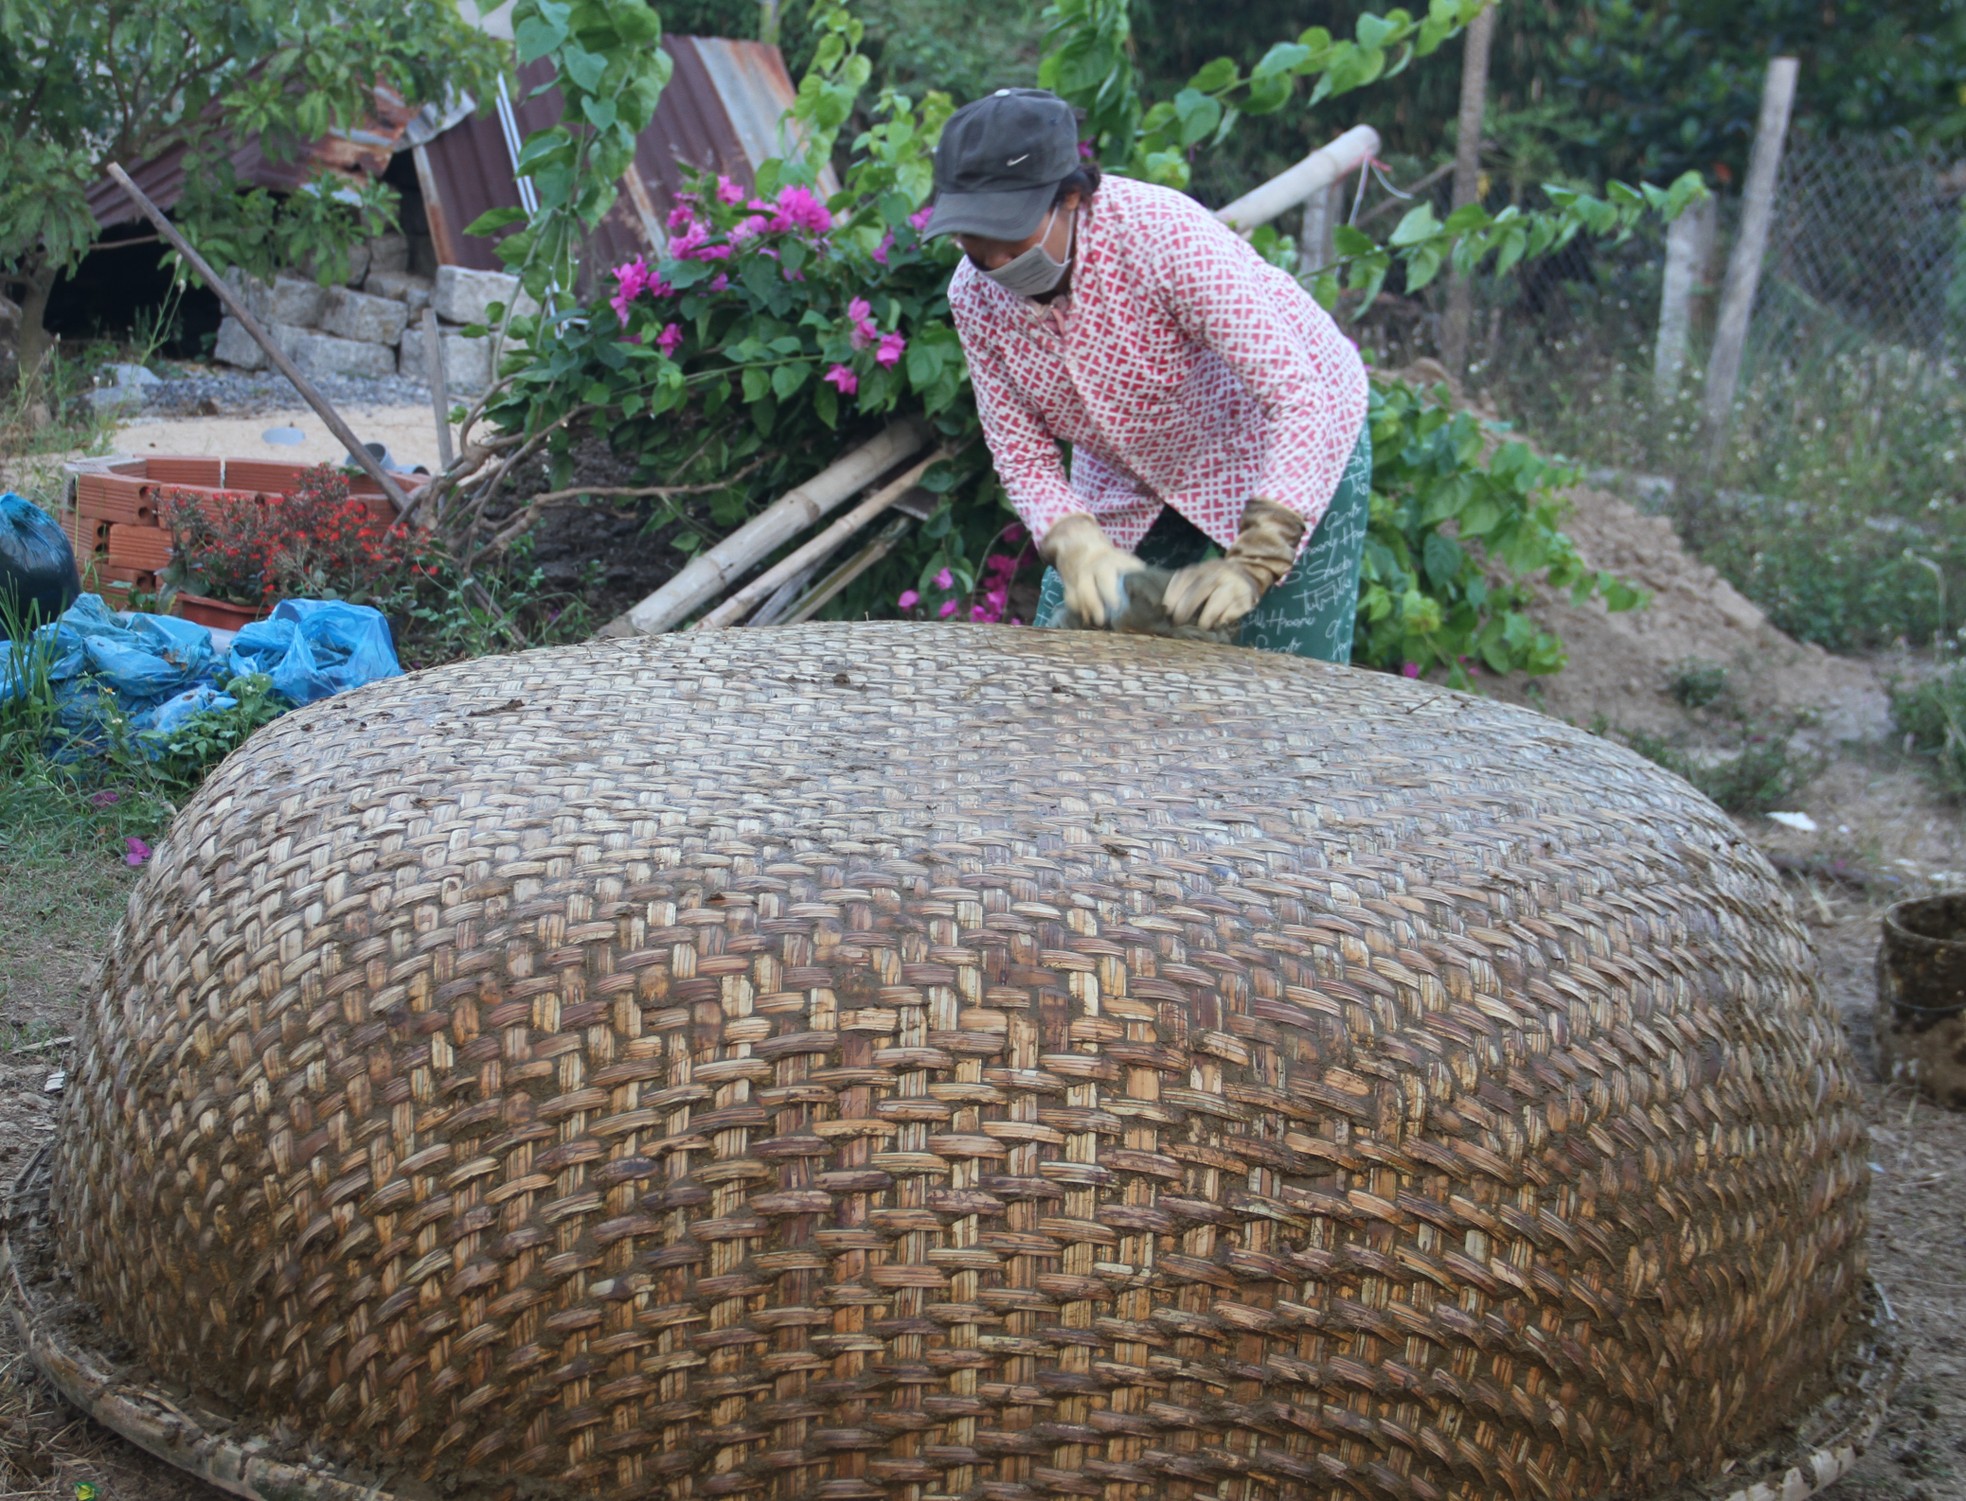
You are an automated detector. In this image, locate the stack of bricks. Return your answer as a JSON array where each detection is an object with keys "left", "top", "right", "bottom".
[{"left": 61, "top": 457, "right": 392, "bottom": 609}]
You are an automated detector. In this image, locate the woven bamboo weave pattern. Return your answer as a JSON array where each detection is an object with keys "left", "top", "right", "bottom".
[{"left": 48, "top": 624, "right": 1869, "bottom": 1501}]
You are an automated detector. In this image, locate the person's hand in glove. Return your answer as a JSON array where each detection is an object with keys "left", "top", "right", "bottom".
[
  {"left": 1163, "top": 497, "right": 1306, "bottom": 633},
  {"left": 1040, "top": 513, "right": 1147, "bottom": 627}
]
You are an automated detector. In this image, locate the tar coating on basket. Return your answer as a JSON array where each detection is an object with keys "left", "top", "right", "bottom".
[
  {"left": 1876, "top": 893, "right": 1966, "bottom": 1109},
  {"left": 36, "top": 624, "right": 1876, "bottom": 1501}
]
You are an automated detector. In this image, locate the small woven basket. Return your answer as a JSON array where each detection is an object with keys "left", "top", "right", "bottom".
[{"left": 17, "top": 625, "right": 1888, "bottom": 1501}]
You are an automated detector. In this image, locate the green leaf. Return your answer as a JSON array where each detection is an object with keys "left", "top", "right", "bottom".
[
  {"left": 1456, "top": 497, "right": 1502, "bottom": 537},
  {"left": 464, "top": 205, "right": 527, "bottom": 237},
  {"left": 515, "top": 14, "right": 566, "bottom": 63},
  {"left": 1332, "top": 225, "right": 1379, "bottom": 258},
  {"left": 771, "top": 362, "right": 809, "bottom": 399},
  {"left": 1404, "top": 244, "right": 1443, "bottom": 290},
  {"left": 1172, "top": 88, "right": 1223, "bottom": 144},
  {"left": 1252, "top": 41, "right": 1311, "bottom": 79},
  {"left": 1189, "top": 56, "right": 1239, "bottom": 92},
  {"left": 1422, "top": 530, "right": 1463, "bottom": 588},
  {"left": 562, "top": 45, "right": 609, "bottom": 92},
  {"left": 1389, "top": 202, "right": 1441, "bottom": 246}
]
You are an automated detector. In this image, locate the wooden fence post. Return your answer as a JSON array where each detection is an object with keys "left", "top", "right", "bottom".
[
  {"left": 1653, "top": 194, "right": 1716, "bottom": 404},
  {"left": 1701, "top": 56, "right": 1800, "bottom": 473},
  {"left": 1440, "top": 3, "right": 1496, "bottom": 381},
  {"left": 1299, "top": 180, "right": 1345, "bottom": 285}
]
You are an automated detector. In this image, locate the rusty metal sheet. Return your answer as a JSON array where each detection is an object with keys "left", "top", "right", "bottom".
[
  {"left": 85, "top": 85, "right": 417, "bottom": 228},
  {"left": 415, "top": 36, "right": 809, "bottom": 279}
]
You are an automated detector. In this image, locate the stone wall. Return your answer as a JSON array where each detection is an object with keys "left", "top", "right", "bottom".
[{"left": 215, "top": 239, "right": 536, "bottom": 394}]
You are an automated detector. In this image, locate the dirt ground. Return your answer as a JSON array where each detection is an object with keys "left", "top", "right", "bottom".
[
  {"left": 112, "top": 402, "right": 456, "bottom": 477},
  {"left": 0, "top": 410, "right": 1961, "bottom": 1498}
]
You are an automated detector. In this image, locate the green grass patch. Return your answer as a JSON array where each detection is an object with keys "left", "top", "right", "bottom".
[
  {"left": 1462, "top": 267, "right": 1966, "bottom": 654},
  {"left": 1891, "top": 666, "right": 1966, "bottom": 801}
]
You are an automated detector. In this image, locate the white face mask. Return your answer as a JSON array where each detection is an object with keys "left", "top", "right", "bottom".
[{"left": 981, "top": 205, "right": 1074, "bottom": 298}]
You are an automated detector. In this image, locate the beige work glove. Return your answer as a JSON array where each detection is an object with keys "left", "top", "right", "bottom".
[
  {"left": 1163, "top": 498, "right": 1306, "bottom": 634},
  {"left": 1040, "top": 513, "right": 1146, "bottom": 628}
]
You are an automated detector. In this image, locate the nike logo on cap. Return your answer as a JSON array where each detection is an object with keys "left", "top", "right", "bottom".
[{"left": 1007, "top": 154, "right": 1030, "bottom": 165}]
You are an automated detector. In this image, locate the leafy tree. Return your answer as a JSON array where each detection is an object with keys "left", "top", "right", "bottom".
[
  {"left": 1126, "top": 1, "right": 1966, "bottom": 193},
  {"left": 0, "top": 0, "right": 505, "bottom": 378}
]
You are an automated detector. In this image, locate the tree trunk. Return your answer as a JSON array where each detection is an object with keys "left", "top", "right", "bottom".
[
  {"left": 1440, "top": 4, "right": 1496, "bottom": 383},
  {"left": 14, "top": 261, "right": 58, "bottom": 388}
]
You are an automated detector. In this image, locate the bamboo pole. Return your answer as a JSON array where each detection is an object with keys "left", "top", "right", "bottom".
[
  {"left": 103, "top": 163, "right": 416, "bottom": 519},
  {"left": 1701, "top": 56, "right": 1800, "bottom": 474},
  {"left": 597, "top": 417, "right": 930, "bottom": 636},
  {"left": 1440, "top": 4, "right": 1496, "bottom": 380},
  {"left": 1215, "top": 126, "right": 1381, "bottom": 234},
  {"left": 782, "top": 514, "right": 917, "bottom": 624},
  {"left": 422, "top": 307, "right": 456, "bottom": 470},
  {"left": 695, "top": 450, "right": 945, "bottom": 629}
]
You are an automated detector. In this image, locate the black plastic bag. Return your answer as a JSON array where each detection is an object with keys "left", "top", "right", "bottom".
[{"left": 0, "top": 493, "right": 81, "bottom": 633}]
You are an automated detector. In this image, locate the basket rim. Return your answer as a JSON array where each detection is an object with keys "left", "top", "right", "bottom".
[{"left": 2, "top": 1146, "right": 1901, "bottom": 1501}]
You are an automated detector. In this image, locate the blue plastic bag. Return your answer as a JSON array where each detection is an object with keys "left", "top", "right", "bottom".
[
  {"left": 1, "top": 595, "right": 215, "bottom": 713},
  {"left": 3, "top": 593, "right": 401, "bottom": 756},
  {"left": 131, "top": 684, "right": 239, "bottom": 737},
  {"left": 227, "top": 599, "right": 401, "bottom": 707}
]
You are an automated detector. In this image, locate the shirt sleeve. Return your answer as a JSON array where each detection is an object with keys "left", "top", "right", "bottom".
[
  {"left": 1135, "top": 204, "right": 1368, "bottom": 538},
  {"left": 952, "top": 288, "right": 1080, "bottom": 544}
]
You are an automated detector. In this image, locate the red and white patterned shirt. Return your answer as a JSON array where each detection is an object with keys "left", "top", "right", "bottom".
[{"left": 949, "top": 174, "right": 1369, "bottom": 555}]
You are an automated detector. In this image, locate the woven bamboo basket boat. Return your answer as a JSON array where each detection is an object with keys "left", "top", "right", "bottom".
[{"left": 9, "top": 624, "right": 1892, "bottom": 1501}]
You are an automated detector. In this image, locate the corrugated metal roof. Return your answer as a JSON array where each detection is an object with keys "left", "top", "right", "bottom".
[
  {"left": 415, "top": 36, "right": 827, "bottom": 284},
  {"left": 86, "top": 85, "right": 419, "bottom": 229}
]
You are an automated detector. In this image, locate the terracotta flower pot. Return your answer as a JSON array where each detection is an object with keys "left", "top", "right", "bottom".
[{"left": 173, "top": 593, "right": 263, "bottom": 631}]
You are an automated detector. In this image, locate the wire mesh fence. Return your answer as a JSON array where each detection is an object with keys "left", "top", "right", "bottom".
[{"left": 1759, "top": 134, "right": 1963, "bottom": 368}]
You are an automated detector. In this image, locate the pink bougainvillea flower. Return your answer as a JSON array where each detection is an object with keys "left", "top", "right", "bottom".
[
  {"left": 933, "top": 567, "right": 954, "bottom": 590},
  {"left": 1002, "top": 523, "right": 1026, "bottom": 544},
  {"left": 822, "top": 364, "right": 858, "bottom": 395},
  {"left": 709, "top": 273, "right": 730, "bottom": 292},
  {"left": 873, "top": 230, "right": 895, "bottom": 266},
  {"left": 897, "top": 589, "right": 920, "bottom": 609},
  {"left": 666, "top": 205, "right": 696, "bottom": 234},
  {"left": 908, "top": 205, "right": 935, "bottom": 232},
  {"left": 1078, "top": 138, "right": 1097, "bottom": 161},
  {"left": 728, "top": 214, "right": 771, "bottom": 244},
  {"left": 937, "top": 599, "right": 959, "bottom": 618},
  {"left": 1401, "top": 662, "right": 1422, "bottom": 678},
  {"left": 89, "top": 790, "right": 120, "bottom": 808},
  {"left": 124, "top": 835, "right": 151, "bottom": 867},
  {"left": 716, "top": 174, "right": 747, "bottom": 205},
  {"left": 875, "top": 331, "right": 906, "bottom": 368},
  {"left": 771, "top": 184, "right": 833, "bottom": 236},
  {"left": 847, "top": 296, "right": 878, "bottom": 348},
  {"left": 656, "top": 322, "right": 684, "bottom": 358}
]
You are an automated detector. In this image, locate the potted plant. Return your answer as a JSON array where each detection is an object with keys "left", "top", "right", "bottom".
[
  {"left": 161, "top": 465, "right": 423, "bottom": 629},
  {"left": 159, "top": 486, "right": 276, "bottom": 629}
]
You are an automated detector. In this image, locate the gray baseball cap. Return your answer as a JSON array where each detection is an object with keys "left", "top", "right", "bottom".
[{"left": 924, "top": 88, "right": 1081, "bottom": 241}]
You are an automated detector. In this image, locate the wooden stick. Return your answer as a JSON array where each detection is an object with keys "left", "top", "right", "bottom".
[
  {"left": 783, "top": 514, "right": 916, "bottom": 624},
  {"left": 750, "top": 563, "right": 827, "bottom": 626},
  {"left": 597, "top": 417, "right": 929, "bottom": 636},
  {"left": 695, "top": 451, "right": 944, "bottom": 629},
  {"left": 422, "top": 307, "right": 455, "bottom": 470},
  {"left": 1441, "top": 4, "right": 1497, "bottom": 380},
  {"left": 1701, "top": 56, "right": 1800, "bottom": 476},
  {"left": 103, "top": 163, "right": 416, "bottom": 520}
]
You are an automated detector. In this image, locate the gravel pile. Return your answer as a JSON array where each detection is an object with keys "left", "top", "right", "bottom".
[{"left": 129, "top": 364, "right": 440, "bottom": 416}]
